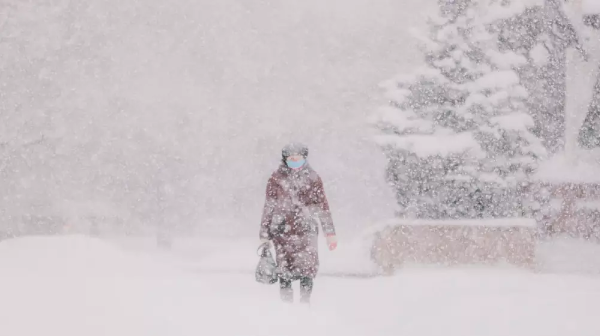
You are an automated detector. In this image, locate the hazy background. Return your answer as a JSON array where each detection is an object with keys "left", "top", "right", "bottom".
[{"left": 1, "top": 0, "right": 437, "bottom": 237}]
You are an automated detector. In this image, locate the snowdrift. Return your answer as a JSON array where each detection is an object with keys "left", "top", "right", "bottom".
[
  {"left": 109, "top": 234, "right": 380, "bottom": 276},
  {"left": 0, "top": 235, "right": 351, "bottom": 336},
  {"left": 2, "top": 235, "right": 600, "bottom": 336},
  {"left": 109, "top": 228, "right": 600, "bottom": 278}
]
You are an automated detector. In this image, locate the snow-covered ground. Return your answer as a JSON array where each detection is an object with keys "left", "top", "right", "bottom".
[
  {"left": 108, "top": 231, "right": 600, "bottom": 276},
  {"left": 2, "top": 235, "right": 600, "bottom": 336},
  {"left": 109, "top": 233, "right": 380, "bottom": 276}
]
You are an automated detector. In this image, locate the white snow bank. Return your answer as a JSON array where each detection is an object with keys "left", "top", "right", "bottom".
[
  {"left": 6, "top": 235, "right": 600, "bottom": 336},
  {"left": 134, "top": 234, "right": 380, "bottom": 276},
  {"left": 583, "top": 0, "right": 600, "bottom": 14},
  {"left": 537, "top": 236, "right": 600, "bottom": 275},
  {"left": 0, "top": 235, "right": 160, "bottom": 276},
  {"left": 535, "top": 153, "right": 600, "bottom": 183},
  {"left": 112, "top": 229, "right": 600, "bottom": 277},
  {"left": 0, "top": 235, "right": 353, "bottom": 336}
]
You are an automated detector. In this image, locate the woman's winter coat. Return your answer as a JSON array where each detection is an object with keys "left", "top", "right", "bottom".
[{"left": 259, "top": 162, "right": 335, "bottom": 280}]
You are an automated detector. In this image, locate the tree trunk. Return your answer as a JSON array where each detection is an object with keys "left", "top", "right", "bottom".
[{"left": 578, "top": 69, "right": 600, "bottom": 148}]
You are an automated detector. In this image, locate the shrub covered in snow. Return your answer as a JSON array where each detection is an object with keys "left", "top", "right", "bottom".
[{"left": 370, "top": 0, "right": 547, "bottom": 220}]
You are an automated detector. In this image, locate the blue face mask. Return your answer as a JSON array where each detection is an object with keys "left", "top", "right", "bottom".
[{"left": 286, "top": 158, "right": 305, "bottom": 169}]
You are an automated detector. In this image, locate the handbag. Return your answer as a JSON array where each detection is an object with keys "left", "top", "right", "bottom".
[{"left": 255, "top": 243, "right": 279, "bottom": 284}]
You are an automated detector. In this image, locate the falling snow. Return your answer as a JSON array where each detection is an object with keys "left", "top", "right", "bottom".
[{"left": 1, "top": 0, "right": 600, "bottom": 335}]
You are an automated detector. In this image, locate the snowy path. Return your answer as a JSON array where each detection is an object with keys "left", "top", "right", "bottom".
[{"left": 1, "top": 235, "right": 600, "bottom": 336}]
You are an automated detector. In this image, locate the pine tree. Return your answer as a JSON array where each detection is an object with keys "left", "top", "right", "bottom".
[
  {"left": 578, "top": 0, "right": 600, "bottom": 148},
  {"left": 370, "top": 0, "right": 547, "bottom": 220},
  {"left": 495, "top": 0, "right": 586, "bottom": 153}
]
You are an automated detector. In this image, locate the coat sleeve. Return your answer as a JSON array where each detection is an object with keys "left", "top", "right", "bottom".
[
  {"left": 312, "top": 175, "right": 336, "bottom": 236},
  {"left": 259, "top": 176, "right": 278, "bottom": 240}
]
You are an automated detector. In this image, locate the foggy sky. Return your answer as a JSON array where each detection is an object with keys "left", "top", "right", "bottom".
[
  {"left": 1, "top": 0, "right": 437, "bottom": 236},
  {"left": 186, "top": 0, "right": 436, "bottom": 235}
]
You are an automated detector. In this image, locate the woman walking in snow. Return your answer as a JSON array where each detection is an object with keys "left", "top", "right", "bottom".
[{"left": 259, "top": 143, "right": 338, "bottom": 304}]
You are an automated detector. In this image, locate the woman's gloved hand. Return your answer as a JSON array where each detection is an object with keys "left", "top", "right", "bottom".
[{"left": 326, "top": 234, "right": 337, "bottom": 251}]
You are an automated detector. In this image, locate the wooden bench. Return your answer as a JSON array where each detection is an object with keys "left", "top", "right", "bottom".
[{"left": 370, "top": 218, "right": 537, "bottom": 274}]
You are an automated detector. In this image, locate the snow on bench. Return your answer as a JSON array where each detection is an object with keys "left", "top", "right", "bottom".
[
  {"left": 379, "top": 218, "right": 537, "bottom": 228},
  {"left": 368, "top": 218, "right": 537, "bottom": 274}
]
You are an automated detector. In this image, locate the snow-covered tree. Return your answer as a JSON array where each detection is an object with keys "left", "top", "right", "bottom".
[
  {"left": 582, "top": 0, "right": 600, "bottom": 29},
  {"left": 578, "top": 74, "right": 600, "bottom": 148},
  {"left": 578, "top": 0, "right": 600, "bottom": 149},
  {"left": 495, "top": 0, "right": 586, "bottom": 153},
  {"left": 370, "top": 0, "right": 547, "bottom": 220}
]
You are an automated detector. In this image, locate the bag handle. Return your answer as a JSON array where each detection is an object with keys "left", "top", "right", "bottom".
[{"left": 257, "top": 242, "right": 272, "bottom": 257}]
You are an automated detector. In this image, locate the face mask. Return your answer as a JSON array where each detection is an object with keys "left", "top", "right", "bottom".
[{"left": 286, "top": 158, "right": 305, "bottom": 169}]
